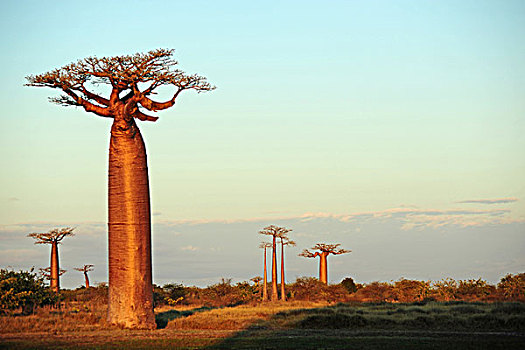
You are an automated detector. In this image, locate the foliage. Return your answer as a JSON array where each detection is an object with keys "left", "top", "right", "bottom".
[
  {"left": 340, "top": 277, "right": 358, "bottom": 294},
  {"left": 498, "top": 273, "right": 525, "bottom": 301},
  {"left": 0, "top": 268, "right": 58, "bottom": 315},
  {"left": 393, "top": 279, "right": 431, "bottom": 302},
  {"left": 289, "top": 277, "right": 349, "bottom": 302}
]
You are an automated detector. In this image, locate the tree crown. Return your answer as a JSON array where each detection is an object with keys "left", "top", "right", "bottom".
[
  {"left": 25, "top": 48, "right": 214, "bottom": 121},
  {"left": 258, "top": 225, "right": 292, "bottom": 238},
  {"left": 299, "top": 243, "right": 351, "bottom": 258},
  {"left": 74, "top": 264, "right": 94, "bottom": 273},
  {"left": 27, "top": 227, "right": 75, "bottom": 244}
]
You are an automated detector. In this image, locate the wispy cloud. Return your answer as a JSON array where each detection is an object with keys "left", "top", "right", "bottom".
[
  {"left": 181, "top": 245, "right": 199, "bottom": 251},
  {"left": 456, "top": 197, "right": 518, "bottom": 204}
]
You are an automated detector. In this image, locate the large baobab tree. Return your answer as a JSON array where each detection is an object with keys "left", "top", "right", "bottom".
[
  {"left": 26, "top": 49, "right": 214, "bottom": 329},
  {"left": 28, "top": 227, "right": 75, "bottom": 293},
  {"left": 259, "top": 242, "right": 272, "bottom": 301},
  {"left": 74, "top": 264, "right": 94, "bottom": 288},
  {"left": 300, "top": 243, "right": 350, "bottom": 284},
  {"left": 259, "top": 225, "right": 291, "bottom": 300},
  {"left": 278, "top": 233, "right": 295, "bottom": 301}
]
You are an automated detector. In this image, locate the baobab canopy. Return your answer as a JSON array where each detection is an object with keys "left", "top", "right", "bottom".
[{"left": 25, "top": 48, "right": 215, "bottom": 121}]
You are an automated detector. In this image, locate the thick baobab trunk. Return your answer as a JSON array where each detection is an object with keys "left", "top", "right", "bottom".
[
  {"left": 262, "top": 247, "right": 268, "bottom": 301},
  {"left": 50, "top": 241, "right": 59, "bottom": 293},
  {"left": 271, "top": 235, "right": 279, "bottom": 300},
  {"left": 107, "top": 117, "right": 155, "bottom": 329},
  {"left": 280, "top": 241, "right": 286, "bottom": 301},
  {"left": 84, "top": 271, "right": 90, "bottom": 289},
  {"left": 319, "top": 252, "right": 328, "bottom": 284}
]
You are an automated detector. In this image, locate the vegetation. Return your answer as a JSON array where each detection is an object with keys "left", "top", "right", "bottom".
[
  {"left": 26, "top": 49, "right": 214, "bottom": 329},
  {"left": 0, "top": 268, "right": 58, "bottom": 315},
  {"left": 1, "top": 271, "right": 524, "bottom": 349}
]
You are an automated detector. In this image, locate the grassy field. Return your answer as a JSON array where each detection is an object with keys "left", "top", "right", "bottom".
[{"left": 1, "top": 301, "right": 524, "bottom": 349}]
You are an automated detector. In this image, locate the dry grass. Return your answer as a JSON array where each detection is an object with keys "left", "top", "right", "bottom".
[{"left": 166, "top": 301, "right": 328, "bottom": 330}]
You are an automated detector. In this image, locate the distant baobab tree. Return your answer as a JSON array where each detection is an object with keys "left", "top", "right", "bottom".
[
  {"left": 259, "top": 242, "right": 272, "bottom": 301},
  {"left": 278, "top": 233, "right": 295, "bottom": 301},
  {"left": 259, "top": 225, "right": 291, "bottom": 300},
  {"left": 26, "top": 49, "right": 214, "bottom": 329},
  {"left": 74, "top": 264, "right": 94, "bottom": 288},
  {"left": 28, "top": 227, "right": 75, "bottom": 293},
  {"left": 300, "top": 243, "right": 351, "bottom": 284}
]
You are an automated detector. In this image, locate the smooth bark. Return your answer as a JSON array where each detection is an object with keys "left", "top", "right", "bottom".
[
  {"left": 280, "top": 239, "right": 286, "bottom": 301},
  {"left": 262, "top": 246, "right": 268, "bottom": 301},
  {"left": 319, "top": 252, "right": 329, "bottom": 284},
  {"left": 84, "top": 271, "right": 90, "bottom": 289},
  {"left": 271, "top": 235, "right": 278, "bottom": 300},
  {"left": 50, "top": 242, "right": 59, "bottom": 293},
  {"left": 107, "top": 116, "right": 155, "bottom": 329}
]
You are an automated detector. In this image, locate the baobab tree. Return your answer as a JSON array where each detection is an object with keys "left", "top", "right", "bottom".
[
  {"left": 278, "top": 233, "right": 295, "bottom": 301},
  {"left": 300, "top": 243, "right": 350, "bottom": 284},
  {"left": 259, "top": 242, "right": 272, "bottom": 301},
  {"left": 74, "top": 264, "right": 94, "bottom": 288},
  {"left": 28, "top": 227, "right": 75, "bottom": 293},
  {"left": 26, "top": 49, "right": 214, "bottom": 329},
  {"left": 259, "top": 225, "right": 291, "bottom": 300}
]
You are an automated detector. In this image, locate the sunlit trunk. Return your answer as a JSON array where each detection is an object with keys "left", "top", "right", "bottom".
[
  {"left": 319, "top": 252, "right": 328, "bottom": 284},
  {"left": 107, "top": 117, "right": 155, "bottom": 329},
  {"left": 271, "top": 235, "right": 278, "bottom": 300},
  {"left": 262, "top": 247, "right": 268, "bottom": 301},
  {"left": 84, "top": 271, "right": 90, "bottom": 289},
  {"left": 50, "top": 241, "right": 59, "bottom": 293},
  {"left": 280, "top": 240, "right": 286, "bottom": 301}
]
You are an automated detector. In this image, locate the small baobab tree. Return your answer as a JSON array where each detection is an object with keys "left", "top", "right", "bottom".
[
  {"left": 300, "top": 243, "right": 350, "bottom": 284},
  {"left": 278, "top": 233, "right": 295, "bottom": 301},
  {"left": 28, "top": 227, "right": 75, "bottom": 293},
  {"left": 259, "top": 242, "right": 272, "bottom": 301},
  {"left": 74, "top": 264, "right": 94, "bottom": 288},
  {"left": 259, "top": 225, "right": 291, "bottom": 300},
  {"left": 26, "top": 49, "right": 214, "bottom": 329}
]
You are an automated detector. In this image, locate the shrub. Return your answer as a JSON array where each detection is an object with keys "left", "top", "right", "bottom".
[
  {"left": 497, "top": 273, "right": 525, "bottom": 301},
  {"left": 0, "top": 268, "right": 58, "bottom": 315},
  {"left": 340, "top": 277, "right": 358, "bottom": 294}
]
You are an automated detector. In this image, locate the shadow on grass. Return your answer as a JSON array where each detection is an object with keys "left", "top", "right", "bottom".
[
  {"left": 155, "top": 306, "right": 215, "bottom": 329},
  {"left": 205, "top": 302, "right": 525, "bottom": 350}
]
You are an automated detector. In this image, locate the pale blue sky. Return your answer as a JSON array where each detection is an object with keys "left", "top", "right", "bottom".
[{"left": 1, "top": 1, "right": 524, "bottom": 287}]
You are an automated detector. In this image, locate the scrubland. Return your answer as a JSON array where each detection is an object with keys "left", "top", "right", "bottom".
[{"left": 1, "top": 273, "right": 524, "bottom": 349}]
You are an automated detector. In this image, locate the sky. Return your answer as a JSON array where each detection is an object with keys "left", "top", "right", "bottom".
[{"left": 0, "top": 0, "right": 524, "bottom": 289}]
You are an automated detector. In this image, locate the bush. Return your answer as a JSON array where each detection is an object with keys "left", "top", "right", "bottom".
[
  {"left": 498, "top": 273, "right": 525, "bottom": 301},
  {"left": 0, "top": 268, "right": 58, "bottom": 315},
  {"left": 340, "top": 277, "right": 358, "bottom": 294}
]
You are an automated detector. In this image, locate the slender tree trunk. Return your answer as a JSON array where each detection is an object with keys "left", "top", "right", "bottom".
[
  {"left": 107, "top": 117, "right": 155, "bottom": 329},
  {"left": 50, "top": 241, "right": 59, "bottom": 293},
  {"left": 84, "top": 271, "right": 90, "bottom": 289},
  {"left": 280, "top": 240, "right": 286, "bottom": 301},
  {"left": 319, "top": 252, "right": 328, "bottom": 284},
  {"left": 262, "top": 247, "right": 268, "bottom": 301},
  {"left": 271, "top": 235, "right": 278, "bottom": 300}
]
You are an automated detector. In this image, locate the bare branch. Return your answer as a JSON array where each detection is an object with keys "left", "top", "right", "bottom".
[
  {"left": 27, "top": 227, "right": 75, "bottom": 244},
  {"left": 259, "top": 225, "right": 292, "bottom": 238},
  {"left": 259, "top": 242, "right": 273, "bottom": 249},
  {"left": 26, "top": 48, "right": 214, "bottom": 122}
]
